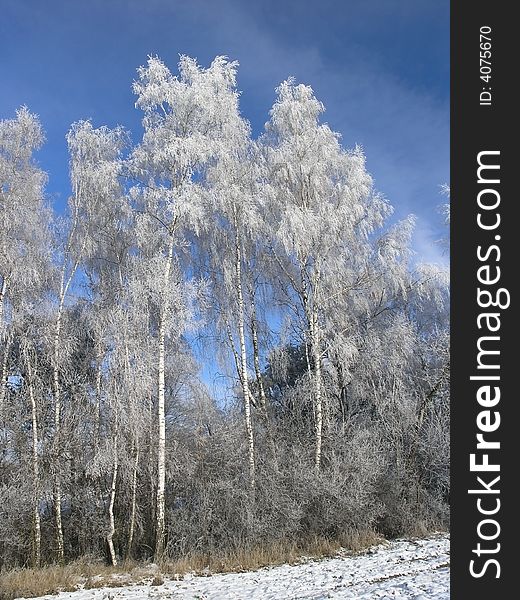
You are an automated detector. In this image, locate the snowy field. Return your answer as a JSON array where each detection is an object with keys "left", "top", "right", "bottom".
[{"left": 23, "top": 534, "right": 449, "bottom": 600}]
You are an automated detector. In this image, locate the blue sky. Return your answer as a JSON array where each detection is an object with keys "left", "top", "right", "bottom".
[{"left": 1, "top": 0, "right": 449, "bottom": 262}]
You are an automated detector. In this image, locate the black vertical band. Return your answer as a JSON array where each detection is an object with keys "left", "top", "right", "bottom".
[{"left": 451, "top": 2, "right": 514, "bottom": 597}]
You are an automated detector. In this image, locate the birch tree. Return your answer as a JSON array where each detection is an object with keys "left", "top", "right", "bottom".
[
  {"left": 0, "top": 109, "right": 51, "bottom": 566},
  {"left": 0, "top": 108, "right": 48, "bottom": 404},
  {"left": 130, "top": 54, "right": 236, "bottom": 557},
  {"left": 76, "top": 121, "right": 130, "bottom": 565},
  {"left": 46, "top": 120, "right": 118, "bottom": 561},
  {"left": 260, "top": 80, "right": 390, "bottom": 470},
  {"left": 7, "top": 291, "right": 53, "bottom": 567},
  {"left": 201, "top": 75, "right": 262, "bottom": 490},
  {"left": 19, "top": 323, "right": 45, "bottom": 568}
]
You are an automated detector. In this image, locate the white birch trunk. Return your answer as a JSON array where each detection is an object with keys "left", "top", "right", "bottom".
[
  {"left": 118, "top": 275, "right": 138, "bottom": 562},
  {"left": 250, "top": 299, "right": 267, "bottom": 413},
  {"left": 309, "top": 307, "right": 323, "bottom": 472},
  {"left": 94, "top": 353, "right": 103, "bottom": 451},
  {"left": 0, "top": 277, "right": 7, "bottom": 413},
  {"left": 127, "top": 440, "right": 139, "bottom": 559},
  {"left": 225, "top": 318, "right": 243, "bottom": 386},
  {"left": 301, "top": 266, "right": 323, "bottom": 472},
  {"left": 51, "top": 260, "right": 79, "bottom": 563},
  {"left": 155, "top": 312, "right": 167, "bottom": 558},
  {"left": 233, "top": 218, "right": 255, "bottom": 490},
  {"left": 52, "top": 301, "right": 65, "bottom": 563},
  {"left": 0, "top": 331, "right": 10, "bottom": 411},
  {"left": 147, "top": 391, "right": 154, "bottom": 510},
  {"left": 106, "top": 438, "right": 118, "bottom": 566},
  {"left": 0, "top": 276, "right": 6, "bottom": 333},
  {"left": 26, "top": 353, "right": 41, "bottom": 567},
  {"left": 50, "top": 178, "right": 84, "bottom": 562},
  {"left": 155, "top": 233, "right": 175, "bottom": 559}
]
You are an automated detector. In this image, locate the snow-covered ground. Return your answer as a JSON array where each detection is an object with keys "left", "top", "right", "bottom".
[{"left": 23, "top": 534, "right": 449, "bottom": 600}]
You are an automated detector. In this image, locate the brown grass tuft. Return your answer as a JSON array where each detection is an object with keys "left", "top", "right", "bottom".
[
  {"left": 0, "top": 559, "right": 143, "bottom": 600},
  {"left": 0, "top": 529, "right": 384, "bottom": 599},
  {"left": 160, "top": 529, "right": 384, "bottom": 576},
  {"left": 0, "top": 565, "right": 76, "bottom": 600}
]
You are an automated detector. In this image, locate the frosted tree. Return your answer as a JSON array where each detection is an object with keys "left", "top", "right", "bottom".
[
  {"left": 200, "top": 63, "right": 265, "bottom": 490},
  {"left": 45, "top": 120, "right": 121, "bottom": 562},
  {"left": 117, "top": 263, "right": 157, "bottom": 559},
  {"left": 75, "top": 122, "right": 129, "bottom": 445},
  {"left": 75, "top": 121, "right": 130, "bottom": 565},
  {"left": 3, "top": 259, "right": 52, "bottom": 569},
  {"left": 260, "top": 80, "right": 390, "bottom": 470},
  {"left": 130, "top": 54, "right": 236, "bottom": 557},
  {"left": 18, "top": 312, "right": 47, "bottom": 568},
  {"left": 0, "top": 108, "right": 49, "bottom": 402},
  {"left": 0, "top": 108, "right": 53, "bottom": 567}
]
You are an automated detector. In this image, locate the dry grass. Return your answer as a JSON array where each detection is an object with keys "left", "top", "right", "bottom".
[
  {"left": 0, "top": 564, "right": 77, "bottom": 600},
  {"left": 161, "top": 529, "right": 384, "bottom": 576},
  {"left": 0, "top": 559, "right": 145, "bottom": 600},
  {"left": 0, "top": 529, "right": 383, "bottom": 599}
]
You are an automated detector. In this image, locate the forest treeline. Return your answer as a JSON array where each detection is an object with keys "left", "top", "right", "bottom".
[{"left": 0, "top": 55, "right": 449, "bottom": 571}]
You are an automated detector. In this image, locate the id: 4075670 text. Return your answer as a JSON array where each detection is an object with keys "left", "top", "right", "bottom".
[{"left": 480, "top": 26, "right": 492, "bottom": 106}]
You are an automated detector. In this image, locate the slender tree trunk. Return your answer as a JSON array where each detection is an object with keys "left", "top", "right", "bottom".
[
  {"left": 94, "top": 351, "right": 103, "bottom": 452},
  {"left": 51, "top": 261, "right": 78, "bottom": 563},
  {"left": 0, "top": 332, "right": 11, "bottom": 411},
  {"left": 127, "top": 439, "right": 139, "bottom": 560},
  {"left": 26, "top": 352, "right": 41, "bottom": 568},
  {"left": 118, "top": 281, "right": 139, "bottom": 561},
  {"left": 0, "top": 276, "right": 6, "bottom": 332},
  {"left": 52, "top": 298, "right": 65, "bottom": 563},
  {"left": 0, "top": 276, "right": 8, "bottom": 416},
  {"left": 301, "top": 266, "right": 323, "bottom": 472},
  {"left": 309, "top": 308, "right": 323, "bottom": 472},
  {"left": 225, "top": 318, "right": 243, "bottom": 388},
  {"left": 155, "top": 233, "right": 175, "bottom": 560},
  {"left": 250, "top": 299, "right": 267, "bottom": 413},
  {"left": 107, "top": 438, "right": 118, "bottom": 566},
  {"left": 155, "top": 315, "right": 167, "bottom": 558},
  {"left": 50, "top": 189, "right": 83, "bottom": 563},
  {"left": 52, "top": 310, "right": 64, "bottom": 564},
  {"left": 147, "top": 391, "right": 154, "bottom": 528},
  {"left": 233, "top": 218, "right": 255, "bottom": 491}
]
